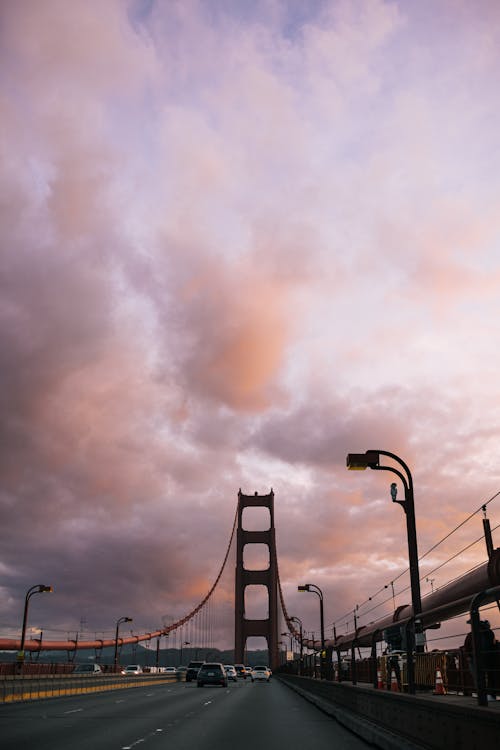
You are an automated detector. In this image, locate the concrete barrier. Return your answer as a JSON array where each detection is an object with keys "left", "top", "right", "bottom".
[
  {"left": 0, "top": 672, "right": 180, "bottom": 703},
  {"left": 278, "top": 674, "right": 500, "bottom": 750}
]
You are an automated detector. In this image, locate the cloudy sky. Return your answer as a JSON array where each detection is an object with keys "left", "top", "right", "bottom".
[{"left": 1, "top": 0, "right": 500, "bottom": 652}]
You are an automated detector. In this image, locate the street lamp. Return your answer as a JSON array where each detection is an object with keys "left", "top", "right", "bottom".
[
  {"left": 298, "top": 583, "right": 325, "bottom": 678},
  {"left": 18, "top": 584, "right": 53, "bottom": 668},
  {"left": 114, "top": 616, "right": 133, "bottom": 669},
  {"left": 290, "top": 616, "right": 303, "bottom": 674},
  {"left": 346, "top": 449, "right": 423, "bottom": 693},
  {"left": 180, "top": 640, "right": 190, "bottom": 666},
  {"left": 281, "top": 632, "right": 293, "bottom": 659}
]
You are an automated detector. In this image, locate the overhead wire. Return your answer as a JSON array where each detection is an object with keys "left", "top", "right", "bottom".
[{"left": 328, "top": 490, "right": 500, "bottom": 631}]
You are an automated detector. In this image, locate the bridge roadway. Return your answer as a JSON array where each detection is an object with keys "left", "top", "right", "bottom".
[{"left": 0, "top": 676, "right": 372, "bottom": 750}]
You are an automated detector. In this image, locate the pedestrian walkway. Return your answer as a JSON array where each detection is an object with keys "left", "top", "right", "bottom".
[
  {"left": 280, "top": 674, "right": 500, "bottom": 750},
  {"left": 358, "top": 679, "right": 500, "bottom": 711}
]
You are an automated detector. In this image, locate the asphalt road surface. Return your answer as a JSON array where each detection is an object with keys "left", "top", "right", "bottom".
[{"left": 0, "top": 677, "right": 373, "bottom": 750}]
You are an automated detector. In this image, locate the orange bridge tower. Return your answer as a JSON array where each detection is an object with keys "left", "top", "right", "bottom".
[{"left": 234, "top": 489, "right": 279, "bottom": 670}]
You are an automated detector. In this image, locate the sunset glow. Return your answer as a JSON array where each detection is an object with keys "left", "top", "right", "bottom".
[{"left": 1, "top": 0, "right": 500, "bottom": 648}]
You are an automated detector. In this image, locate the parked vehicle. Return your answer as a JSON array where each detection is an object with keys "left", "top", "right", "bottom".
[
  {"left": 162, "top": 666, "right": 178, "bottom": 674},
  {"left": 73, "top": 663, "right": 103, "bottom": 675},
  {"left": 197, "top": 663, "right": 228, "bottom": 688},
  {"left": 186, "top": 660, "right": 205, "bottom": 682}
]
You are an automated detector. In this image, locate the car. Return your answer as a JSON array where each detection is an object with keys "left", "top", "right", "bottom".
[
  {"left": 197, "top": 663, "right": 228, "bottom": 688},
  {"left": 251, "top": 666, "right": 271, "bottom": 682},
  {"left": 73, "top": 663, "right": 103, "bottom": 675},
  {"left": 223, "top": 665, "right": 237, "bottom": 681},
  {"left": 186, "top": 660, "right": 205, "bottom": 682},
  {"left": 163, "top": 666, "right": 177, "bottom": 674},
  {"left": 122, "top": 664, "right": 143, "bottom": 675},
  {"left": 234, "top": 664, "right": 248, "bottom": 679}
]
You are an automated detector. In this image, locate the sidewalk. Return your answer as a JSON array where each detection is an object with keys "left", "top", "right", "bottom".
[{"left": 279, "top": 674, "right": 500, "bottom": 750}]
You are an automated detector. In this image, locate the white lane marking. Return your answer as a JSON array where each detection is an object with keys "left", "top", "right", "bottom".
[
  {"left": 64, "top": 708, "right": 83, "bottom": 715},
  {"left": 203, "top": 701, "right": 212, "bottom": 706},
  {"left": 146, "top": 693, "right": 154, "bottom": 696},
  {"left": 121, "top": 728, "right": 164, "bottom": 749},
  {"left": 115, "top": 699, "right": 126, "bottom": 703}
]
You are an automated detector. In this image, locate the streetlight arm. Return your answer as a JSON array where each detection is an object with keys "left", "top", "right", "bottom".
[
  {"left": 19, "top": 584, "right": 52, "bottom": 657},
  {"left": 371, "top": 450, "right": 414, "bottom": 493},
  {"left": 303, "top": 583, "right": 324, "bottom": 602},
  {"left": 114, "top": 617, "right": 133, "bottom": 668},
  {"left": 371, "top": 464, "right": 409, "bottom": 510}
]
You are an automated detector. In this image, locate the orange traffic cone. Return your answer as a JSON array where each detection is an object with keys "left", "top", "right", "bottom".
[
  {"left": 433, "top": 669, "right": 446, "bottom": 695},
  {"left": 390, "top": 669, "right": 399, "bottom": 692},
  {"left": 377, "top": 669, "right": 384, "bottom": 689}
]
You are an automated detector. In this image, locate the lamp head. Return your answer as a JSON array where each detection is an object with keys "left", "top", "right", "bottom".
[
  {"left": 346, "top": 451, "right": 380, "bottom": 470},
  {"left": 390, "top": 482, "right": 397, "bottom": 501},
  {"left": 39, "top": 585, "right": 53, "bottom": 593},
  {"left": 298, "top": 584, "right": 310, "bottom": 592}
]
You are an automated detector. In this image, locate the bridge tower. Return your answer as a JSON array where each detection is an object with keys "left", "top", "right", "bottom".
[{"left": 234, "top": 489, "right": 279, "bottom": 671}]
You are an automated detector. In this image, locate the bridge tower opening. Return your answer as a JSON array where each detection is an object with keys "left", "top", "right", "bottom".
[{"left": 234, "top": 489, "right": 279, "bottom": 670}]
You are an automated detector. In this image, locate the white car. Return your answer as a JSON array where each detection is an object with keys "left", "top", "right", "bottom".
[
  {"left": 122, "top": 664, "right": 143, "bottom": 675},
  {"left": 224, "top": 665, "right": 238, "bottom": 682},
  {"left": 251, "top": 666, "right": 271, "bottom": 682},
  {"left": 163, "top": 666, "right": 177, "bottom": 674},
  {"left": 73, "top": 663, "right": 103, "bottom": 675}
]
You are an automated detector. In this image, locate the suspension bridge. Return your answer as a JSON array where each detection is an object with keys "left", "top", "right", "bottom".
[{"left": 2, "top": 488, "right": 500, "bottom": 680}]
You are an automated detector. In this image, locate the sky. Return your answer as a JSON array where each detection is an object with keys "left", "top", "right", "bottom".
[{"left": 1, "top": 0, "right": 500, "bottom": 653}]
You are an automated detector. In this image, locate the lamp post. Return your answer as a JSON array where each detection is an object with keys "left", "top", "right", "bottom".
[
  {"left": 281, "top": 632, "right": 293, "bottom": 660},
  {"left": 114, "top": 617, "right": 133, "bottom": 670},
  {"left": 18, "top": 584, "right": 53, "bottom": 669},
  {"left": 180, "top": 640, "right": 190, "bottom": 666},
  {"left": 277, "top": 640, "right": 284, "bottom": 665},
  {"left": 298, "top": 583, "right": 325, "bottom": 678},
  {"left": 290, "top": 616, "right": 303, "bottom": 674},
  {"left": 346, "top": 449, "right": 423, "bottom": 693}
]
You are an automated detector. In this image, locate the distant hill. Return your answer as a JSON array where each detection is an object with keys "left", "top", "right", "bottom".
[{"left": 0, "top": 644, "right": 270, "bottom": 667}]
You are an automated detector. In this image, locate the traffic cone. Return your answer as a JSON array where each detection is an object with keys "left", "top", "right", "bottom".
[
  {"left": 377, "top": 668, "right": 384, "bottom": 689},
  {"left": 433, "top": 669, "right": 446, "bottom": 695},
  {"left": 390, "top": 669, "right": 399, "bottom": 692}
]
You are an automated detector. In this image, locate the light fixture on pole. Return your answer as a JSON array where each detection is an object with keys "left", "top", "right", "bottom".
[
  {"left": 290, "top": 616, "right": 303, "bottom": 675},
  {"left": 281, "top": 632, "right": 293, "bottom": 659},
  {"left": 18, "top": 584, "right": 53, "bottom": 669},
  {"left": 180, "top": 640, "right": 190, "bottom": 665},
  {"left": 346, "top": 449, "right": 423, "bottom": 694},
  {"left": 298, "top": 583, "right": 325, "bottom": 678},
  {"left": 114, "top": 616, "right": 133, "bottom": 670}
]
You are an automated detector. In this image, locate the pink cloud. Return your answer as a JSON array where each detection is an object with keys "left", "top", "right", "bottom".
[{"left": 1, "top": 0, "right": 500, "bottom": 650}]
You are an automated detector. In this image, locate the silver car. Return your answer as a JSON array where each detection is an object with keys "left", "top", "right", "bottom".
[
  {"left": 224, "top": 665, "right": 238, "bottom": 682},
  {"left": 251, "top": 666, "right": 271, "bottom": 682}
]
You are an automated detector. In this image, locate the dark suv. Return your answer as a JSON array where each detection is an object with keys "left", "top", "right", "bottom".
[
  {"left": 197, "top": 663, "right": 227, "bottom": 688},
  {"left": 186, "top": 660, "right": 205, "bottom": 682}
]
